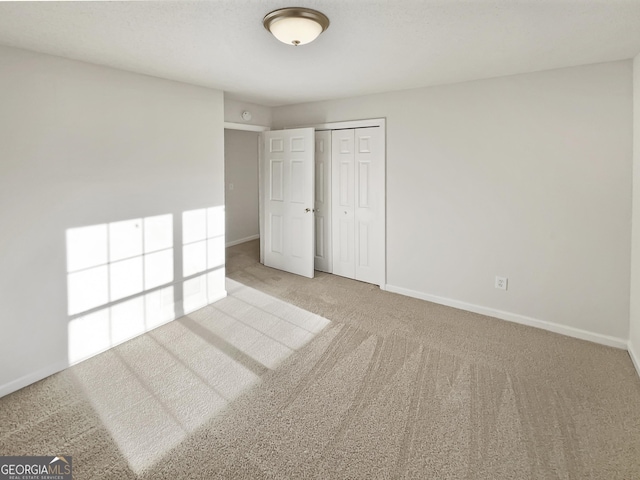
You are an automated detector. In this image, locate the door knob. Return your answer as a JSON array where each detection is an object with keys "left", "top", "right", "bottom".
[{"left": 305, "top": 208, "right": 311, "bottom": 213}]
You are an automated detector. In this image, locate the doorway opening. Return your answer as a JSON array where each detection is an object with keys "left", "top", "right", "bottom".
[{"left": 223, "top": 123, "right": 270, "bottom": 248}]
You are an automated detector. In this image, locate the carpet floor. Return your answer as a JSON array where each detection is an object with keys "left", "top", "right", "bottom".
[{"left": 1, "top": 239, "right": 639, "bottom": 479}]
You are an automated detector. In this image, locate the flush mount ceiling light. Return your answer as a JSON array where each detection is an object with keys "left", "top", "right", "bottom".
[{"left": 263, "top": 7, "right": 330, "bottom": 46}]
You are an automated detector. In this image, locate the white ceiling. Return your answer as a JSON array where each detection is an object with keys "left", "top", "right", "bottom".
[{"left": 0, "top": 1, "right": 639, "bottom": 107}]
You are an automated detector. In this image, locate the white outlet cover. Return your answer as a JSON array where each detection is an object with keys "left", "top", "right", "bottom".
[{"left": 495, "top": 276, "right": 508, "bottom": 290}]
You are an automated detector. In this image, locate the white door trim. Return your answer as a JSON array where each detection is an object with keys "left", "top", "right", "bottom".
[
  {"left": 286, "top": 118, "right": 386, "bottom": 131},
  {"left": 224, "top": 122, "right": 271, "bottom": 132}
]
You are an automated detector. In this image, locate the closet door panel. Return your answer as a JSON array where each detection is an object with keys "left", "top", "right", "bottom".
[
  {"left": 314, "top": 131, "right": 332, "bottom": 273},
  {"left": 354, "top": 127, "right": 383, "bottom": 285},
  {"left": 331, "top": 130, "right": 355, "bottom": 279}
]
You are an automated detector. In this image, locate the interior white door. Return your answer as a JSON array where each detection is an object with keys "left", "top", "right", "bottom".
[
  {"left": 354, "top": 127, "right": 384, "bottom": 285},
  {"left": 331, "top": 127, "right": 384, "bottom": 285},
  {"left": 314, "top": 130, "right": 332, "bottom": 273},
  {"left": 331, "top": 129, "right": 356, "bottom": 279},
  {"left": 261, "top": 128, "right": 315, "bottom": 278}
]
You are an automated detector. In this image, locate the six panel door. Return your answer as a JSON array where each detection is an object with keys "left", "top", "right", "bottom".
[
  {"left": 331, "top": 129, "right": 356, "bottom": 279},
  {"left": 354, "top": 127, "right": 383, "bottom": 285},
  {"left": 261, "top": 128, "right": 315, "bottom": 278},
  {"left": 331, "top": 127, "right": 384, "bottom": 286}
]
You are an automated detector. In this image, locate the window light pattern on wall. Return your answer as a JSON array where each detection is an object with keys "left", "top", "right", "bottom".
[
  {"left": 66, "top": 208, "right": 227, "bottom": 365},
  {"left": 66, "top": 214, "right": 174, "bottom": 315},
  {"left": 66, "top": 215, "right": 176, "bottom": 363},
  {"left": 182, "top": 206, "right": 226, "bottom": 314}
]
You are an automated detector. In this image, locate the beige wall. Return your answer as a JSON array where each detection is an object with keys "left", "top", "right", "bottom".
[
  {"left": 630, "top": 54, "right": 640, "bottom": 373},
  {"left": 273, "top": 61, "right": 633, "bottom": 345},
  {"left": 224, "top": 129, "right": 260, "bottom": 244},
  {"left": 0, "top": 45, "right": 225, "bottom": 396}
]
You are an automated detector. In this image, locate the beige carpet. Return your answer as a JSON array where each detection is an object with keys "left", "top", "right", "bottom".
[{"left": 1, "top": 239, "right": 639, "bottom": 479}]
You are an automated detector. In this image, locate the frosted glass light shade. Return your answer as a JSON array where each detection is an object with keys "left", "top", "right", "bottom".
[
  {"left": 270, "top": 17, "right": 323, "bottom": 46},
  {"left": 263, "top": 8, "right": 330, "bottom": 46}
]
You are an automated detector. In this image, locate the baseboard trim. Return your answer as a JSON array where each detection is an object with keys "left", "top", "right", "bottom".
[
  {"left": 183, "top": 291, "right": 228, "bottom": 316},
  {"left": 628, "top": 341, "right": 640, "bottom": 378},
  {"left": 210, "top": 291, "right": 228, "bottom": 303},
  {"left": 226, "top": 234, "right": 259, "bottom": 248},
  {"left": 0, "top": 360, "right": 68, "bottom": 398},
  {"left": 0, "top": 290, "right": 228, "bottom": 398},
  {"left": 384, "top": 284, "right": 628, "bottom": 349}
]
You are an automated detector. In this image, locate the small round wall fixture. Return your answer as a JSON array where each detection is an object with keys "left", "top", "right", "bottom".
[
  {"left": 242, "top": 111, "right": 252, "bottom": 121},
  {"left": 263, "top": 7, "right": 330, "bottom": 46}
]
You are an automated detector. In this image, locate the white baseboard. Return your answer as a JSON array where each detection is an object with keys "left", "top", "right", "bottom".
[
  {"left": 226, "top": 234, "right": 259, "bottom": 248},
  {"left": 183, "top": 291, "right": 228, "bottom": 316},
  {"left": 384, "top": 284, "right": 628, "bottom": 349},
  {"left": 628, "top": 341, "right": 640, "bottom": 378},
  {"left": 0, "top": 360, "right": 68, "bottom": 398},
  {"left": 0, "top": 290, "right": 228, "bottom": 398},
  {"left": 209, "top": 291, "right": 228, "bottom": 304}
]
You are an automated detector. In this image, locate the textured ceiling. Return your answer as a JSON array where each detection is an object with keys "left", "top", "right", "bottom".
[{"left": 0, "top": 1, "right": 639, "bottom": 106}]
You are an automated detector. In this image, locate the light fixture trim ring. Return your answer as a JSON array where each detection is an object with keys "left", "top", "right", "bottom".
[{"left": 263, "top": 7, "right": 330, "bottom": 36}]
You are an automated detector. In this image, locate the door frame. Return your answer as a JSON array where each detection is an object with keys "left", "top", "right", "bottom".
[
  {"left": 279, "top": 118, "right": 386, "bottom": 288},
  {"left": 223, "top": 122, "right": 269, "bottom": 262},
  {"left": 295, "top": 118, "right": 386, "bottom": 131},
  {"left": 224, "top": 122, "right": 270, "bottom": 132}
]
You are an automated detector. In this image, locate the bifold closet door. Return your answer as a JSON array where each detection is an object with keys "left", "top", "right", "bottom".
[
  {"left": 331, "top": 127, "right": 384, "bottom": 285},
  {"left": 314, "top": 131, "right": 332, "bottom": 273},
  {"left": 331, "top": 130, "right": 356, "bottom": 279}
]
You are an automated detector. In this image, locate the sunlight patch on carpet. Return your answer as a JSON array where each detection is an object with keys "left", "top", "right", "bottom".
[{"left": 70, "top": 277, "right": 330, "bottom": 473}]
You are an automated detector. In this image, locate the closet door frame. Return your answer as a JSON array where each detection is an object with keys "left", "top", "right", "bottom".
[{"left": 284, "top": 118, "right": 386, "bottom": 288}]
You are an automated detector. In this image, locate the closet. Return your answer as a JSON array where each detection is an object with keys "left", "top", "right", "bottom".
[
  {"left": 260, "top": 121, "right": 385, "bottom": 287},
  {"left": 327, "top": 127, "right": 384, "bottom": 285}
]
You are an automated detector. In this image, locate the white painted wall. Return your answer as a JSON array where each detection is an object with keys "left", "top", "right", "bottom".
[
  {"left": 224, "top": 129, "right": 260, "bottom": 245},
  {"left": 630, "top": 54, "right": 640, "bottom": 375},
  {"left": 273, "top": 61, "right": 633, "bottom": 346},
  {"left": 0, "top": 45, "right": 226, "bottom": 396},
  {"left": 224, "top": 96, "right": 272, "bottom": 127}
]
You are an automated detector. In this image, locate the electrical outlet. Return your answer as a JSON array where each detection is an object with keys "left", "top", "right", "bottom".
[
  {"left": 228, "top": 183, "right": 234, "bottom": 191},
  {"left": 495, "top": 276, "right": 508, "bottom": 290}
]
